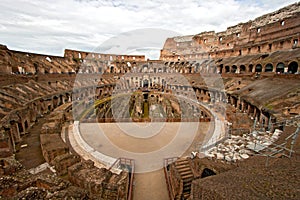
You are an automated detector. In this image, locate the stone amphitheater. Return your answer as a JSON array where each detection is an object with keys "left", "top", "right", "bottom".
[{"left": 0, "top": 2, "right": 300, "bottom": 200}]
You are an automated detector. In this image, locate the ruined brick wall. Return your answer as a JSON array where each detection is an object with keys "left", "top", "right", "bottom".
[
  {"left": 68, "top": 161, "right": 129, "bottom": 200},
  {"left": 64, "top": 49, "right": 145, "bottom": 62},
  {"left": 0, "top": 78, "right": 75, "bottom": 157},
  {"left": 0, "top": 48, "right": 78, "bottom": 74},
  {"left": 0, "top": 157, "right": 88, "bottom": 199},
  {"left": 35, "top": 101, "right": 131, "bottom": 199},
  {"left": 160, "top": 2, "right": 300, "bottom": 61},
  {"left": 40, "top": 134, "right": 69, "bottom": 163},
  {"left": 53, "top": 154, "right": 81, "bottom": 176},
  {"left": 169, "top": 163, "right": 184, "bottom": 197}
]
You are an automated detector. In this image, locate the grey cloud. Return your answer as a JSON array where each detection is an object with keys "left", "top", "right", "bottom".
[{"left": 0, "top": 0, "right": 297, "bottom": 56}]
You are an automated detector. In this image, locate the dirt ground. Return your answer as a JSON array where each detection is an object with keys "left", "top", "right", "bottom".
[
  {"left": 133, "top": 170, "right": 169, "bottom": 200},
  {"left": 15, "top": 117, "right": 46, "bottom": 169},
  {"left": 79, "top": 122, "right": 212, "bottom": 199}
]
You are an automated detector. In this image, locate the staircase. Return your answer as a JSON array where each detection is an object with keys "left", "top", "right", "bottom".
[{"left": 174, "top": 158, "right": 194, "bottom": 200}]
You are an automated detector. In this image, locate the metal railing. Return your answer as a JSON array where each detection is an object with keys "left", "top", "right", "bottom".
[
  {"left": 109, "top": 157, "right": 135, "bottom": 200},
  {"left": 250, "top": 120, "right": 300, "bottom": 166}
]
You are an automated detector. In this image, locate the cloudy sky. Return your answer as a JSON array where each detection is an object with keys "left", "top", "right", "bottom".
[{"left": 0, "top": 0, "right": 297, "bottom": 59}]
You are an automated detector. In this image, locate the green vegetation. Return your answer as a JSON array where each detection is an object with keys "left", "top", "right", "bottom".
[
  {"left": 143, "top": 101, "right": 149, "bottom": 118},
  {"left": 265, "top": 103, "right": 273, "bottom": 110}
]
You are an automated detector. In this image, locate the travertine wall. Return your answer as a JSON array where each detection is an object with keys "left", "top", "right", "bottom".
[{"left": 161, "top": 3, "right": 300, "bottom": 62}]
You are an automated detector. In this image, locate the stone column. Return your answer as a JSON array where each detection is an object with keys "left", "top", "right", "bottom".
[
  {"left": 11, "top": 123, "right": 21, "bottom": 143},
  {"left": 236, "top": 66, "right": 240, "bottom": 74},
  {"left": 253, "top": 107, "right": 257, "bottom": 119}
]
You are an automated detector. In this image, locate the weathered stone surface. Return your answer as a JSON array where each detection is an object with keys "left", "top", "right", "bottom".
[
  {"left": 52, "top": 154, "right": 81, "bottom": 176},
  {"left": 40, "top": 134, "right": 69, "bottom": 163},
  {"left": 68, "top": 160, "right": 129, "bottom": 199},
  {"left": 0, "top": 2, "right": 299, "bottom": 200}
]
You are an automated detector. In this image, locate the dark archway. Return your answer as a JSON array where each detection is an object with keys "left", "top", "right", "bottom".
[
  {"left": 240, "top": 65, "right": 246, "bottom": 73},
  {"left": 24, "top": 120, "right": 29, "bottom": 129},
  {"left": 231, "top": 65, "right": 237, "bottom": 73},
  {"left": 143, "top": 79, "right": 149, "bottom": 88},
  {"left": 53, "top": 96, "right": 59, "bottom": 108},
  {"left": 288, "top": 61, "right": 298, "bottom": 74},
  {"left": 265, "top": 63, "right": 273, "bottom": 72},
  {"left": 276, "top": 62, "right": 285, "bottom": 73},
  {"left": 219, "top": 64, "right": 223, "bottom": 74},
  {"left": 201, "top": 168, "right": 216, "bottom": 178},
  {"left": 225, "top": 66, "right": 230, "bottom": 73},
  {"left": 33, "top": 63, "right": 39, "bottom": 74},
  {"left": 18, "top": 122, "right": 23, "bottom": 133},
  {"left": 255, "top": 64, "right": 262, "bottom": 72}
]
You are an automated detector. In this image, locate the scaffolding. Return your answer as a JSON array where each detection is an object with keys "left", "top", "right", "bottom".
[{"left": 249, "top": 117, "right": 300, "bottom": 166}]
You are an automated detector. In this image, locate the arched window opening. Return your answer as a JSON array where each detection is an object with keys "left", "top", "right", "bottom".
[
  {"left": 276, "top": 63, "right": 285, "bottom": 73},
  {"left": 255, "top": 64, "right": 262, "bottom": 72},
  {"left": 231, "top": 65, "right": 237, "bottom": 73},
  {"left": 288, "top": 61, "right": 298, "bottom": 74},
  {"left": 225, "top": 66, "right": 230, "bottom": 73},
  {"left": 240, "top": 65, "right": 246, "bottom": 73},
  {"left": 265, "top": 63, "right": 273, "bottom": 72}
]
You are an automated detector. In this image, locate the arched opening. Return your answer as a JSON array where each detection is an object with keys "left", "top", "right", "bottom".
[
  {"left": 143, "top": 79, "right": 149, "bottom": 88},
  {"left": 225, "top": 66, "right": 230, "bottom": 73},
  {"left": 33, "top": 63, "right": 39, "bottom": 74},
  {"left": 53, "top": 96, "right": 59, "bottom": 108},
  {"left": 48, "top": 105, "right": 52, "bottom": 111},
  {"left": 110, "top": 66, "right": 114, "bottom": 73},
  {"left": 240, "top": 65, "right": 246, "bottom": 73},
  {"left": 288, "top": 61, "right": 298, "bottom": 74},
  {"left": 24, "top": 120, "right": 29, "bottom": 129},
  {"left": 255, "top": 64, "right": 262, "bottom": 72},
  {"left": 231, "top": 65, "right": 237, "bottom": 73},
  {"left": 219, "top": 64, "right": 223, "bottom": 74},
  {"left": 248, "top": 64, "right": 253, "bottom": 72},
  {"left": 12, "top": 66, "right": 19, "bottom": 74},
  {"left": 265, "top": 63, "right": 273, "bottom": 72},
  {"left": 276, "top": 62, "right": 285, "bottom": 73},
  {"left": 201, "top": 168, "right": 216, "bottom": 178},
  {"left": 18, "top": 122, "right": 23, "bottom": 133}
]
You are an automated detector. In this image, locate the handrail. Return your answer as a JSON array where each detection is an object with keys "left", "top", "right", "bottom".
[{"left": 108, "top": 157, "right": 135, "bottom": 200}]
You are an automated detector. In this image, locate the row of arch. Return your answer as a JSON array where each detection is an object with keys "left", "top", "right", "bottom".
[
  {"left": 162, "top": 60, "right": 299, "bottom": 75},
  {"left": 221, "top": 61, "right": 299, "bottom": 74},
  {"left": 1, "top": 91, "right": 73, "bottom": 154}
]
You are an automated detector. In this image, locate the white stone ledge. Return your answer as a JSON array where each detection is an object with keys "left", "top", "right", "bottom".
[
  {"left": 177, "top": 95, "right": 227, "bottom": 152},
  {"left": 72, "top": 121, "right": 120, "bottom": 173}
]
